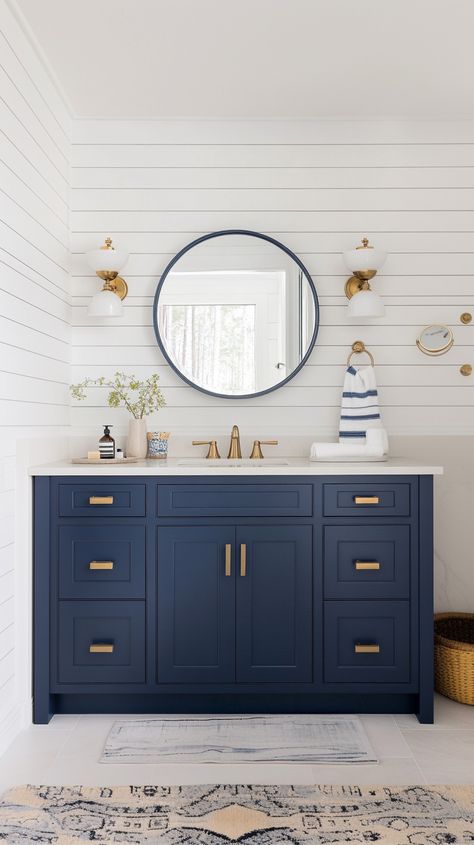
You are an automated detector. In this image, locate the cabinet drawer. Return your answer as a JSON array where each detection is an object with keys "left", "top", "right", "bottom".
[
  {"left": 323, "top": 482, "right": 411, "bottom": 517},
  {"left": 58, "top": 525, "right": 145, "bottom": 599},
  {"left": 324, "top": 525, "right": 410, "bottom": 599},
  {"left": 157, "top": 483, "right": 312, "bottom": 517},
  {"left": 57, "top": 601, "right": 145, "bottom": 684},
  {"left": 324, "top": 600, "right": 411, "bottom": 684},
  {"left": 58, "top": 483, "right": 146, "bottom": 517}
]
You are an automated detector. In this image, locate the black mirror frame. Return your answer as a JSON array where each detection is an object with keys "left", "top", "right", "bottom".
[{"left": 152, "top": 229, "right": 320, "bottom": 400}]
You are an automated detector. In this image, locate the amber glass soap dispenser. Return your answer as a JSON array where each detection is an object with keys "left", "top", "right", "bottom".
[{"left": 99, "top": 425, "right": 115, "bottom": 459}]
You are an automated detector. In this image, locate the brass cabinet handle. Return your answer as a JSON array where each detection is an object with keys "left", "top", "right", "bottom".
[
  {"left": 89, "top": 496, "right": 114, "bottom": 505},
  {"left": 89, "top": 643, "right": 114, "bottom": 653},
  {"left": 89, "top": 561, "right": 114, "bottom": 570},
  {"left": 240, "top": 543, "right": 247, "bottom": 577},
  {"left": 354, "top": 496, "right": 380, "bottom": 505},
  {"left": 354, "top": 643, "right": 380, "bottom": 654},
  {"left": 225, "top": 544, "right": 232, "bottom": 577},
  {"left": 355, "top": 561, "right": 381, "bottom": 571}
]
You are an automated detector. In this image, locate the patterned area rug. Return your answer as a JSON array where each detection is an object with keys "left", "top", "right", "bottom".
[
  {"left": 1, "top": 784, "right": 474, "bottom": 843},
  {"left": 101, "top": 715, "right": 377, "bottom": 764}
]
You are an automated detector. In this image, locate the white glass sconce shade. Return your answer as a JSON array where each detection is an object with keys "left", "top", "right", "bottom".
[
  {"left": 88, "top": 289, "right": 123, "bottom": 317},
  {"left": 347, "top": 288, "right": 385, "bottom": 318},
  {"left": 343, "top": 245, "right": 387, "bottom": 273},
  {"left": 87, "top": 246, "right": 129, "bottom": 274}
]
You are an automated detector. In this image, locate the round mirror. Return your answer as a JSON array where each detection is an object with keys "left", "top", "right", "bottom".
[
  {"left": 153, "top": 230, "right": 319, "bottom": 398},
  {"left": 416, "top": 324, "right": 454, "bottom": 356}
]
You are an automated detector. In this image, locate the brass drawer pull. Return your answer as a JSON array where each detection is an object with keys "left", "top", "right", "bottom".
[
  {"left": 355, "top": 643, "right": 380, "bottom": 654},
  {"left": 89, "top": 561, "right": 114, "bottom": 571},
  {"left": 354, "top": 496, "right": 380, "bottom": 505},
  {"left": 240, "top": 543, "right": 247, "bottom": 577},
  {"left": 225, "top": 544, "right": 232, "bottom": 577},
  {"left": 89, "top": 496, "right": 114, "bottom": 505},
  {"left": 355, "top": 561, "right": 381, "bottom": 571},
  {"left": 89, "top": 643, "right": 114, "bottom": 654}
]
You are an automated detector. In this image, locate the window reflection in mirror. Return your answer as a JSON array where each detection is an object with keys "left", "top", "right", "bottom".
[{"left": 154, "top": 233, "right": 318, "bottom": 398}]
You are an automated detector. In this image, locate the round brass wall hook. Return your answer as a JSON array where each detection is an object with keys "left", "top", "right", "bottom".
[
  {"left": 460, "top": 312, "right": 472, "bottom": 325},
  {"left": 460, "top": 364, "right": 472, "bottom": 376}
]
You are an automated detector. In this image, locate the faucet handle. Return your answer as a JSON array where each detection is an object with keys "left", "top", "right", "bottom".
[
  {"left": 249, "top": 440, "right": 278, "bottom": 460},
  {"left": 192, "top": 440, "right": 221, "bottom": 459}
]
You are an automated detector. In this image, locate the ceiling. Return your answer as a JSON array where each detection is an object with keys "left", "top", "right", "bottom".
[{"left": 15, "top": 0, "right": 474, "bottom": 119}]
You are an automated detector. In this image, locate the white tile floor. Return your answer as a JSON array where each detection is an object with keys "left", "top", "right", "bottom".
[{"left": 1, "top": 695, "right": 473, "bottom": 791}]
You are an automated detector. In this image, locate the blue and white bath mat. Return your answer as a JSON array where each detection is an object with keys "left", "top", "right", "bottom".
[{"left": 101, "top": 714, "right": 377, "bottom": 764}]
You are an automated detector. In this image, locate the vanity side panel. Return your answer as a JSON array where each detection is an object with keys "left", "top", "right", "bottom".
[
  {"left": 33, "top": 476, "right": 54, "bottom": 723},
  {"left": 418, "top": 474, "right": 434, "bottom": 723}
]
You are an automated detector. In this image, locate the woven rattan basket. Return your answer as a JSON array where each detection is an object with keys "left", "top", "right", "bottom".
[{"left": 434, "top": 613, "right": 474, "bottom": 705}]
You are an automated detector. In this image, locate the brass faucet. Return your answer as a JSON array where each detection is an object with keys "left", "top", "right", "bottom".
[
  {"left": 227, "top": 425, "right": 242, "bottom": 459},
  {"left": 192, "top": 440, "right": 220, "bottom": 459},
  {"left": 249, "top": 439, "right": 279, "bottom": 459}
]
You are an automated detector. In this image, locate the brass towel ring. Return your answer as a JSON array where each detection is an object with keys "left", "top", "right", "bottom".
[{"left": 347, "top": 340, "right": 375, "bottom": 367}]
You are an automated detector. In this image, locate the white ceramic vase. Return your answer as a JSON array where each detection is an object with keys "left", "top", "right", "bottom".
[{"left": 126, "top": 418, "right": 147, "bottom": 458}]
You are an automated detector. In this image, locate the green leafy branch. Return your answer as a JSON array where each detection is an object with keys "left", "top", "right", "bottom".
[{"left": 70, "top": 372, "right": 166, "bottom": 419}]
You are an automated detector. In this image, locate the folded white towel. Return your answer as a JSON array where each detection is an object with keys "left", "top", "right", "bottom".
[
  {"left": 339, "top": 365, "right": 383, "bottom": 443},
  {"left": 310, "top": 429, "right": 389, "bottom": 462}
]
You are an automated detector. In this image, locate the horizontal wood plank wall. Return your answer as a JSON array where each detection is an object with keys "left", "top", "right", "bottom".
[
  {"left": 70, "top": 119, "right": 474, "bottom": 435},
  {"left": 0, "top": 0, "right": 70, "bottom": 745}
]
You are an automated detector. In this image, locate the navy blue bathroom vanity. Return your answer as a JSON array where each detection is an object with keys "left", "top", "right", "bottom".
[{"left": 32, "top": 463, "right": 440, "bottom": 724}]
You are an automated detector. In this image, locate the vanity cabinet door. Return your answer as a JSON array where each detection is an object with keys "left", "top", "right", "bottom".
[
  {"left": 235, "top": 525, "right": 313, "bottom": 683},
  {"left": 157, "top": 526, "right": 235, "bottom": 683}
]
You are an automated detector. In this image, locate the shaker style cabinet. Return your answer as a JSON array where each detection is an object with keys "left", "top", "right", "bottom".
[
  {"left": 157, "top": 524, "right": 312, "bottom": 685},
  {"left": 157, "top": 526, "right": 236, "bottom": 684},
  {"left": 234, "top": 525, "right": 312, "bottom": 683},
  {"left": 33, "top": 473, "right": 435, "bottom": 724}
]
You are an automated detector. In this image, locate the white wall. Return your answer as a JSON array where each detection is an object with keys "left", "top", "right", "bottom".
[
  {"left": 69, "top": 119, "right": 474, "bottom": 437},
  {"left": 0, "top": 0, "right": 70, "bottom": 752}
]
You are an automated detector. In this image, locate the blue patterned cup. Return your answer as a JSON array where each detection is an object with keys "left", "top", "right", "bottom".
[{"left": 147, "top": 431, "right": 170, "bottom": 459}]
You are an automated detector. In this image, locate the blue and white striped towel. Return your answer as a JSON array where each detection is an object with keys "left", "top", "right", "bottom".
[{"left": 339, "top": 365, "right": 383, "bottom": 442}]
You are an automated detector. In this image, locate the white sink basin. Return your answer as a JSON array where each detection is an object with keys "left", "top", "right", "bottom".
[{"left": 177, "top": 458, "right": 290, "bottom": 467}]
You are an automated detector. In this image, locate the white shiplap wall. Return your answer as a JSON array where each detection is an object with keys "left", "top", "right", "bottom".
[
  {"left": 70, "top": 119, "right": 474, "bottom": 436},
  {"left": 0, "top": 0, "right": 70, "bottom": 749}
]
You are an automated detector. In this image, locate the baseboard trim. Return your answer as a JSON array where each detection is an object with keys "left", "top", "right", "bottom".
[{"left": 0, "top": 699, "right": 29, "bottom": 757}]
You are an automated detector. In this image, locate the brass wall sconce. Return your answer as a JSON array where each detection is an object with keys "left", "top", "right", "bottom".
[
  {"left": 87, "top": 237, "right": 129, "bottom": 317},
  {"left": 343, "top": 238, "right": 387, "bottom": 318}
]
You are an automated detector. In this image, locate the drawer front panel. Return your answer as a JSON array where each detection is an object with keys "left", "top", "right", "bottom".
[
  {"left": 323, "top": 482, "right": 411, "bottom": 517},
  {"left": 324, "top": 600, "right": 411, "bottom": 684},
  {"left": 324, "top": 525, "right": 410, "bottom": 599},
  {"left": 57, "top": 601, "right": 145, "bottom": 684},
  {"left": 58, "top": 525, "right": 146, "bottom": 599},
  {"left": 157, "top": 483, "right": 312, "bottom": 517},
  {"left": 58, "top": 483, "right": 146, "bottom": 517}
]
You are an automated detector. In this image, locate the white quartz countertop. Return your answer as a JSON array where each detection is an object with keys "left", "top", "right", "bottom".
[{"left": 28, "top": 457, "right": 443, "bottom": 476}]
